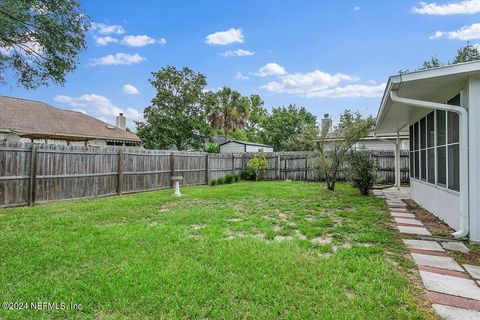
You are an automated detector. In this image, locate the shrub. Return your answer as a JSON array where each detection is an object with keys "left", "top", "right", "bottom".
[
  {"left": 216, "top": 177, "right": 225, "bottom": 185},
  {"left": 240, "top": 169, "right": 256, "bottom": 181},
  {"left": 233, "top": 174, "right": 239, "bottom": 182},
  {"left": 225, "top": 174, "right": 234, "bottom": 184},
  {"left": 202, "top": 142, "right": 220, "bottom": 153},
  {"left": 347, "top": 150, "right": 377, "bottom": 196},
  {"left": 247, "top": 151, "right": 269, "bottom": 181},
  {"left": 210, "top": 179, "right": 217, "bottom": 186}
]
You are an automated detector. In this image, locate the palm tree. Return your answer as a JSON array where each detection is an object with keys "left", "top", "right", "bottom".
[{"left": 205, "top": 87, "right": 251, "bottom": 141}]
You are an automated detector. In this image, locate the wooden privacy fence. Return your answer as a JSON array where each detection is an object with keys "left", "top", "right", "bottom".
[{"left": 0, "top": 142, "right": 409, "bottom": 208}]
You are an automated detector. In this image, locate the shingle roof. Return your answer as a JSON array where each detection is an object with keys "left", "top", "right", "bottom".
[{"left": 0, "top": 96, "right": 140, "bottom": 142}]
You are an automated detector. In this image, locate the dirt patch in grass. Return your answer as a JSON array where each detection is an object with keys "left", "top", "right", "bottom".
[{"left": 404, "top": 199, "right": 454, "bottom": 238}]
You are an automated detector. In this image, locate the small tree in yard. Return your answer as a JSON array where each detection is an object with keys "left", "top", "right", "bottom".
[
  {"left": 347, "top": 150, "right": 377, "bottom": 196},
  {"left": 248, "top": 150, "right": 268, "bottom": 181},
  {"left": 314, "top": 110, "right": 375, "bottom": 191}
]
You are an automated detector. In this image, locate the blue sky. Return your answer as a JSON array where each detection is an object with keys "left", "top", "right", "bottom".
[{"left": 2, "top": 0, "right": 480, "bottom": 129}]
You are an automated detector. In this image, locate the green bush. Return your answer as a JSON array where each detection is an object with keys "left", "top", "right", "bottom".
[
  {"left": 347, "top": 150, "right": 377, "bottom": 196},
  {"left": 240, "top": 169, "right": 256, "bottom": 180},
  {"left": 247, "top": 151, "right": 269, "bottom": 181},
  {"left": 225, "top": 174, "right": 234, "bottom": 184},
  {"left": 202, "top": 142, "right": 220, "bottom": 153},
  {"left": 216, "top": 177, "right": 225, "bottom": 185},
  {"left": 233, "top": 174, "right": 239, "bottom": 182},
  {"left": 210, "top": 179, "right": 217, "bottom": 186}
]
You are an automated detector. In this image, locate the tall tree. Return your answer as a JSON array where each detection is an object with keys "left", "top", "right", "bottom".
[
  {"left": 0, "top": 0, "right": 89, "bottom": 88},
  {"left": 245, "top": 94, "right": 268, "bottom": 143},
  {"left": 452, "top": 43, "right": 480, "bottom": 64},
  {"left": 314, "top": 110, "right": 375, "bottom": 191},
  {"left": 419, "top": 56, "right": 442, "bottom": 70},
  {"left": 261, "top": 104, "right": 317, "bottom": 151},
  {"left": 136, "top": 66, "right": 211, "bottom": 150},
  {"left": 205, "top": 87, "right": 251, "bottom": 141}
]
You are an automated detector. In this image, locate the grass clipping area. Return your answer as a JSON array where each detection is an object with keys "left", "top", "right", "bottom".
[{"left": 0, "top": 181, "right": 433, "bottom": 319}]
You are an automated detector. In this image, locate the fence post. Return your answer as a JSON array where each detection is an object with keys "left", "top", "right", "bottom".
[
  {"left": 232, "top": 154, "right": 235, "bottom": 174},
  {"left": 277, "top": 155, "right": 281, "bottom": 180},
  {"left": 117, "top": 149, "right": 124, "bottom": 195},
  {"left": 28, "top": 144, "right": 38, "bottom": 206},
  {"left": 304, "top": 156, "right": 308, "bottom": 181},
  {"left": 170, "top": 152, "right": 176, "bottom": 187},
  {"left": 205, "top": 154, "right": 209, "bottom": 185}
]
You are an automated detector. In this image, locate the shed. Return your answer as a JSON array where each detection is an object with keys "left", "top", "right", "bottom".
[{"left": 219, "top": 140, "right": 273, "bottom": 153}]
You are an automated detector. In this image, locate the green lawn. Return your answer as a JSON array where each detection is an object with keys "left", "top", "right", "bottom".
[{"left": 0, "top": 181, "right": 433, "bottom": 319}]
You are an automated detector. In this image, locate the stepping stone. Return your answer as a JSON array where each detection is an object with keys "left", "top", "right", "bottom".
[
  {"left": 395, "top": 217, "right": 423, "bottom": 226},
  {"left": 420, "top": 271, "right": 480, "bottom": 300},
  {"left": 433, "top": 304, "right": 480, "bottom": 320},
  {"left": 412, "top": 253, "right": 463, "bottom": 271},
  {"left": 442, "top": 242, "right": 470, "bottom": 253},
  {"left": 391, "top": 212, "right": 416, "bottom": 218},
  {"left": 403, "top": 239, "right": 444, "bottom": 252},
  {"left": 398, "top": 226, "right": 431, "bottom": 236},
  {"left": 464, "top": 265, "right": 480, "bottom": 280}
]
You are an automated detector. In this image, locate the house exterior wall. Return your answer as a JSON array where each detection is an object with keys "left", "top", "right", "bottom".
[
  {"left": 355, "top": 139, "right": 409, "bottom": 151},
  {"left": 407, "top": 77, "right": 480, "bottom": 242},
  {"left": 220, "top": 142, "right": 245, "bottom": 153},
  {"left": 467, "top": 76, "right": 480, "bottom": 242},
  {"left": 410, "top": 179, "right": 460, "bottom": 230},
  {"left": 1, "top": 132, "right": 125, "bottom": 148}
]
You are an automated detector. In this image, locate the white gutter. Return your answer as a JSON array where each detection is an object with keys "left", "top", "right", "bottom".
[{"left": 390, "top": 90, "right": 469, "bottom": 239}]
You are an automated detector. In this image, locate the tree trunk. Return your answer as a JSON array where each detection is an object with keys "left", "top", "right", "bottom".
[{"left": 224, "top": 128, "right": 228, "bottom": 141}]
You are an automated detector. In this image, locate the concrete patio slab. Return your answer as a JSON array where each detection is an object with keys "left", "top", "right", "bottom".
[
  {"left": 397, "top": 226, "right": 431, "bottom": 236},
  {"left": 432, "top": 304, "right": 480, "bottom": 320},
  {"left": 412, "top": 253, "right": 463, "bottom": 271},
  {"left": 442, "top": 242, "right": 470, "bottom": 253},
  {"left": 395, "top": 217, "right": 423, "bottom": 226},
  {"left": 420, "top": 271, "right": 480, "bottom": 300},
  {"left": 464, "top": 265, "right": 480, "bottom": 280},
  {"left": 403, "top": 239, "right": 444, "bottom": 252}
]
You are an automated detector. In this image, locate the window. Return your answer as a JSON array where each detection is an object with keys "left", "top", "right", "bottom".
[{"left": 408, "top": 93, "right": 461, "bottom": 192}]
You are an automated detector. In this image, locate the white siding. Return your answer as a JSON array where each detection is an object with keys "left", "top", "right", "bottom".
[
  {"left": 220, "top": 142, "right": 245, "bottom": 153},
  {"left": 245, "top": 145, "right": 273, "bottom": 152},
  {"left": 467, "top": 76, "right": 480, "bottom": 242},
  {"left": 410, "top": 180, "right": 460, "bottom": 230}
]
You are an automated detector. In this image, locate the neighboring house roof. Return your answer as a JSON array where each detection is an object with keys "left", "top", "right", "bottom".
[
  {"left": 212, "top": 134, "right": 226, "bottom": 145},
  {"left": 321, "top": 130, "right": 409, "bottom": 142},
  {"left": 219, "top": 140, "right": 273, "bottom": 148},
  {"left": 0, "top": 96, "right": 140, "bottom": 142},
  {"left": 376, "top": 60, "right": 480, "bottom": 134}
]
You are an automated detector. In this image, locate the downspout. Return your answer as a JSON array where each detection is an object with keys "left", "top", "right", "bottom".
[
  {"left": 373, "top": 133, "right": 400, "bottom": 189},
  {"left": 390, "top": 90, "right": 469, "bottom": 239}
]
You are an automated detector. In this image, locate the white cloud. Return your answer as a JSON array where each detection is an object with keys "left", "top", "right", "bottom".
[
  {"left": 122, "top": 84, "right": 139, "bottom": 94},
  {"left": 306, "top": 83, "right": 386, "bottom": 98},
  {"left": 254, "top": 63, "right": 287, "bottom": 77},
  {"left": 94, "top": 36, "right": 118, "bottom": 46},
  {"left": 205, "top": 28, "right": 244, "bottom": 45},
  {"left": 91, "top": 22, "right": 125, "bottom": 35},
  {"left": 353, "top": 6, "right": 361, "bottom": 11},
  {"left": 235, "top": 72, "right": 249, "bottom": 80},
  {"left": 120, "top": 35, "right": 166, "bottom": 47},
  {"left": 429, "top": 31, "right": 445, "bottom": 39},
  {"left": 261, "top": 70, "right": 356, "bottom": 94},
  {"left": 221, "top": 49, "right": 255, "bottom": 57},
  {"left": 54, "top": 94, "right": 142, "bottom": 126},
  {"left": 89, "top": 53, "right": 145, "bottom": 66},
  {"left": 431, "top": 23, "right": 480, "bottom": 40},
  {"left": 412, "top": 0, "right": 480, "bottom": 15}
]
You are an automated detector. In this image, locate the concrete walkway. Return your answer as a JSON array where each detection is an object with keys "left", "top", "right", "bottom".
[{"left": 376, "top": 187, "right": 480, "bottom": 320}]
